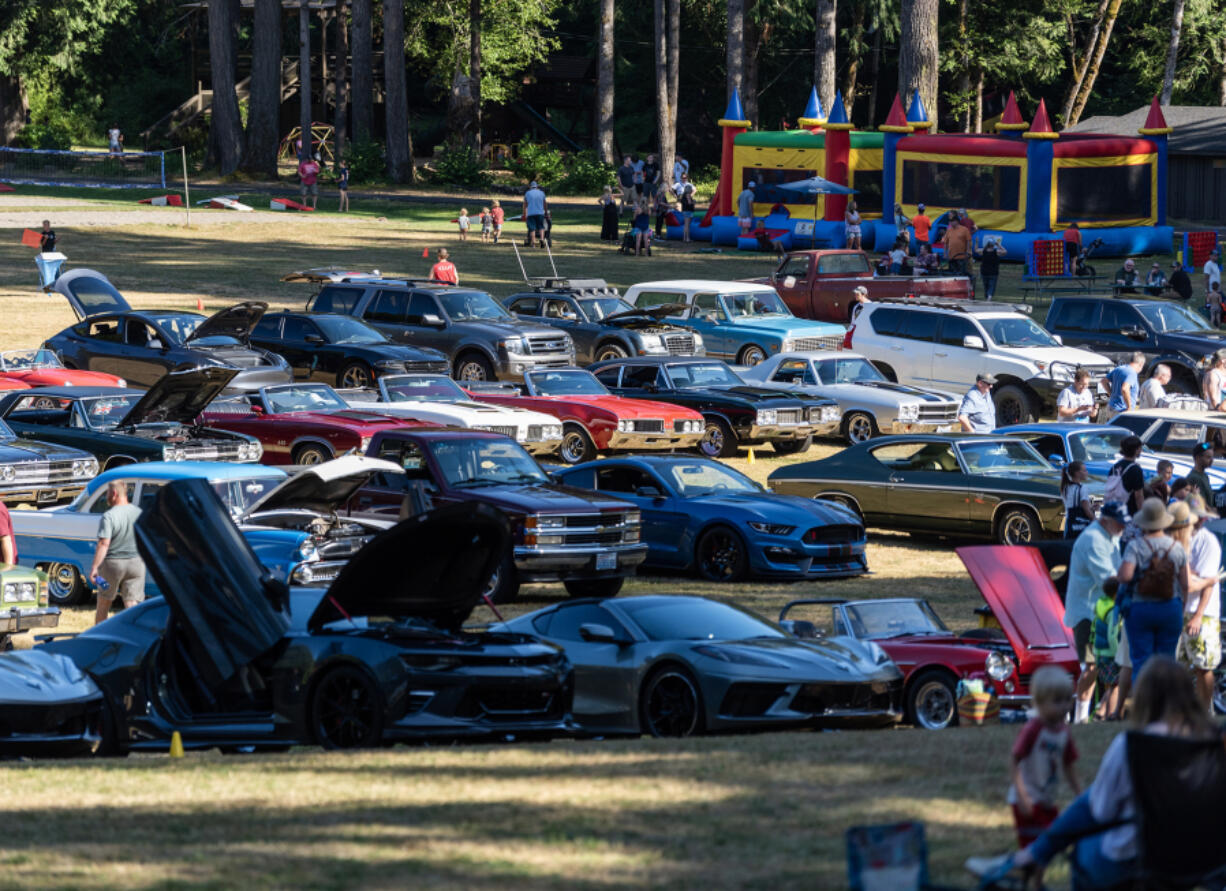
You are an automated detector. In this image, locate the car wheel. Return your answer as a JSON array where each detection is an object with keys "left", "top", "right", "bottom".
[
  {"left": 843, "top": 411, "right": 877, "bottom": 444},
  {"left": 639, "top": 664, "right": 704, "bottom": 738},
  {"left": 820, "top": 494, "right": 862, "bottom": 521},
  {"left": 44, "top": 562, "right": 87, "bottom": 606},
  {"left": 485, "top": 551, "right": 521, "bottom": 604},
  {"left": 454, "top": 352, "right": 495, "bottom": 382},
  {"left": 695, "top": 525, "right": 747, "bottom": 582},
  {"left": 594, "top": 343, "right": 629, "bottom": 362},
  {"left": 1165, "top": 371, "right": 1198, "bottom": 397},
  {"left": 558, "top": 424, "right": 597, "bottom": 465},
  {"left": 772, "top": 436, "right": 812, "bottom": 455},
  {"left": 993, "top": 384, "right": 1036, "bottom": 426},
  {"left": 997, "top": 506, "right": 1040, "bottom": 545},
  {"left": 310, "top": 666, "right": 384, "bottom": 749},
  {"left": 698, "top": 417, "right": 737, "bottom": 458},
  {"left": 738, "top": 344, "right": 768, "bottom": 366},
  {"left": 906, "top": 669, "right": 959, "bottom": 730},
  {"left": 563, "top": 577, "right": 624, "bottom": 599},
  {"left": 293, "top": 443, "right": 333, "bottom": 466},
  {"left": 339, "top": 361, "right": 373, "bottom": 389}
]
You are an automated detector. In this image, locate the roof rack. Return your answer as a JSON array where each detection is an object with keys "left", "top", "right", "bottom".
[
  {"left": 874, "top": 296, "right": 1031, "bottom": 314},
  {"left": 526, "top": 276, "right": 619, "bottom": 296}
]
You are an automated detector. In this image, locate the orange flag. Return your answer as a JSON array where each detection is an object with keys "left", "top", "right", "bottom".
[{"left": 21, "top": 229, "right": 42, "bottom": 249}]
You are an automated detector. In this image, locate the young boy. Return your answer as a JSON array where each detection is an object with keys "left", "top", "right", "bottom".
[
  {"left": 479, "top": 207, "right": 492, "bottom": 244},
  {"left": 457, "top": 208, "right": 470, "bottom": 241},
  {"left": 1092, "top": 578, "right": 1123, "bottom": 718},
  {"left": 490, "top": 200, "right": 504, "bottom": 244},
  {"left": 1008, "top": 665, "right": 1080, "bottom": 879}
]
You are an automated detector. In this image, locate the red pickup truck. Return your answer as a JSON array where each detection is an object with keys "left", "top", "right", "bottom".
[{"left": 748, "top": 250, "right": 972, "bottom": 324}]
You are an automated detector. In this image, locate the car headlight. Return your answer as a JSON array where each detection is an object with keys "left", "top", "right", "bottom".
[
  {"left": 359, "top": 436, "right": 372, "bottom": 453},
  {"left": 618, "top": 420, "right": 632, "bottom": 432},
  {"left": 781, "top": 339, "right": 795, "bottom": 353},
  {"left": 1199, "top": 354, "right": 1214, "bottom": 370},
  {"left": 985, "top": 650, "right": 1014, "bottom": 682},
  {"left": 544, "top": 424, "right": 563, "bottom": 439},
  {"left": 296, "top": 540, "right": 319, "bottom": 562},
  {"left": 898, "top": 403, "right": 920, "bottom": 421},
  {"left": 693, "top": 645, "right": 789, "bottom": 668},
  {"left": 291, "top": 563, "right": 314, "bottom": 585},
  {"left": 0, "top": 465, "right": 14, "bottom": 482},
  {"left": 499, "top": 337, "right": 529, "bottom": 355},
  {"left": 525, "top": 515, "right": 566, "bottom": 530},
  {"left": 374, "top": 359, "right": 404, "bottom": 370},
  {"left": 756, "top": 409, "right": 777, "bottom": 426},
  {"left": 18, "top": 581, "right": 34, "bottom": 599},
  {"left": 2, "top": 583, "right": 16, "bottom": 602},
  {"left": 638, "top": 334, "right": 663, "bottom": 351},
  {"left": 161, "top": 446, "right": 185, "bottom": 461},
  {"left": 820, "top": 405, "right": 839, "bottom": 423},
  {"left": 748, "top": 521, "right": 795, "bottom": 536},
  {"left": 116, "top": 378, "right": 127, "bottom": 388}
]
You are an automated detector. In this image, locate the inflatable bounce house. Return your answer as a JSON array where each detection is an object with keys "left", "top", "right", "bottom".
[{"left": 675, "top": 87, "right": 1174, "bottom": 260}]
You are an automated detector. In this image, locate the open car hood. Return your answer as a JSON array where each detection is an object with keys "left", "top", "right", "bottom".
[
  {"left": 310, "top": 502, "right": 509, "bottom": 632},
  {"left": 136, "top": 479, "right": 291, "bottom": 689},
  {"left": 603, "top": 304, "right": 688, "bottom": 323},
  {"left": 118, "top": 364, "right": 239, "bottom": 426},
  {"left": 956, "top": 545, "right": 1076, "bottom": 658},
  {"left": 187, "top": 301, "right": 269, "bottom": 344},
  {"left": 243, "top": 455, "right": 403, "bottom": 517}
]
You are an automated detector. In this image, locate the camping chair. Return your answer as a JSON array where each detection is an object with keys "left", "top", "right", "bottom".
[{"left": 846, "top": 822, "right": 961, "bottom": 891}]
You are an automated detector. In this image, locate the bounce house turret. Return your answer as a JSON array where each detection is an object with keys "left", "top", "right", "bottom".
[
  {"left": 996, "top": 91, "right": 1029, "bottom": 138},
  {"left": 1138, "top": 96, "right": 1171, "bottom": 226},
  {"left": 822, "top": 91, "right": 854, "bottom": 224},
  {"left": 714, "top": 89, "right": 751, "bottom": 217},
  {"left": 797, "top": 86, "right": 826, "bottom": 131},
  {"left": 1022, "top": 99, "right": 1058, "bottom": 234},
  {"left": 879, "top": 94, "right": 911, "bottom": 227},
  {"left": 906, "top": 90, "right": 933, "bottom": 133}
]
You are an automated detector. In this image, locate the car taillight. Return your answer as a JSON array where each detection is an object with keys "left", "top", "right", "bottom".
[{"left": 842, "top": 326, "right": 854, "bottom": 350}]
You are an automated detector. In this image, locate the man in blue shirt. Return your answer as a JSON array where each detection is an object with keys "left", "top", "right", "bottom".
[
  {"left": 522, "top": 182, "right": 548, "bottom": 248},
  {"left": 1064, "top": 501, "right": 1126, "bottom": 722},
  {"left": 1105, "top": 352, "right": 1145, "bottom": 422},
  {"left": 957, "top": 372, "right": 997, "bottom": 433}
]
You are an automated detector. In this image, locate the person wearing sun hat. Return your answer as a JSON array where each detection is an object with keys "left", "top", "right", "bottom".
[{"left": 1118, "top": 497, "right": 1192, "bottom": 675}]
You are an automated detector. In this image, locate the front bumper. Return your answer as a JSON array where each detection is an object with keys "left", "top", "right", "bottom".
[
  {"left": 523, "top": 438, "right": 564, "bottom": 457},
  {"left": 606, "top": 431, "right": 704, "bottom": 451},
  {"left": 0, "top": 693, "right": 103, "bottom": 757},
  {"left": 744, "top": 423, "right": 819, "bottom": 442},
  {"left": 513, "top": 543, "right": 648, "bottom": 580},
  {"left": 0, "top": 483, "right": 86, "bottom": 506},
  {"left": 888, "top": 419, "right": 956, "bottom": 435},
  {"left": 497, "top": 354, "right": 574, "bottom": 381},
  {"left": 750, "top": 542, "right": 869, "bottom": 579},
  {"left": 0, "top": 605, "right": 60, "bottom": 634},
  {"left": 708, "top": 676, "right": 904, "bottom": 732}
]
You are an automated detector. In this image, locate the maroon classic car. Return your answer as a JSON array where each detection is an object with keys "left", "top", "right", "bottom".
[
  {"left": 200, "top": 382, "right": 437, "bottom": 465},
  {"left": 779, "top": 544, "right": 1079, "bottom": 730}
]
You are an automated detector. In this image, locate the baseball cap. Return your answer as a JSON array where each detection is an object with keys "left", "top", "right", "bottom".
[
  {"left": 748, "top": 180, "right": 756, "bottom": 188},
  {"left": 976, "top": 372, "right": 997, "bottom": 385},
  {"left": 917, "top": 203, "right": 925, "bottom": 210},
  {"left": 1195, "top": 441, "right": 1215, "bottom": 455},
  {"left": 1099, "top": 502, "right": 1128, "bottom": 524},
  {"left": 529, "top": 181, "right": 538, "bottom": 188}
]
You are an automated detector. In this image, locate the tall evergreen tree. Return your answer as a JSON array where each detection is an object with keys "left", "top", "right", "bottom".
[
  {"left": 596, "top": 0, "right": 615, "bottom": 163},
  {"left": 207, "top": 0, "right": 243, "bottom": 174},
  {"left": 350, "top": 0, "right": 373, "bottom": 142},
  {"left": 384, "top": 0, "right": 414, "bottom": 182},
  {"left": 298, "top": 0, "right": 312, "bottom": 155},
  {"left": 899, "top": 0, "right": 938, "bottom": 122},
  {"left": 243, "top": 0, "right": 281, "bottom": 176}
]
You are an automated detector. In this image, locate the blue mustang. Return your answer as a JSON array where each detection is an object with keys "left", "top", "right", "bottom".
[{"left": 552, "top": 454, "right": 867, "bottom": 581}]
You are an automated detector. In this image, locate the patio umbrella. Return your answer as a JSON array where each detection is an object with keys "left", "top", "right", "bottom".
[{"left": 776, "top": 177, "right": 857, "bottom": 247}]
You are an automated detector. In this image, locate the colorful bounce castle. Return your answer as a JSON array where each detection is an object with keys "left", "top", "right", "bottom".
[{"left": 675, "top": 87, "right": 1174, "bottom": 259}]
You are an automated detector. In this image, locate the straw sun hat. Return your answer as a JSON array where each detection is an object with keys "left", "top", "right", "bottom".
[{"left": 1134, "top": 497, "right": 1173, "bottom": 531}]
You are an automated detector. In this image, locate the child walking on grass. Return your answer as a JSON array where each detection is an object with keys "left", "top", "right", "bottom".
[
  {"left": 480, "top": 207, "right": 492, "bottom": 243},
  {"left": 458, "top": 208, "right": 470, "bottom": 241}
]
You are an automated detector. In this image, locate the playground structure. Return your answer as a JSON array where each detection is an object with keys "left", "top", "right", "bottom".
[{"left": 675, "top": 88, "right": 1175, "bottom": 261}]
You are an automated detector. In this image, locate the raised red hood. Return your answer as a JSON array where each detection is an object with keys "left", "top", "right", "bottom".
[
  {"left": 0, "top": 368, "right": 121, "bottom": 388},
  {"left": 481, "top": 391, "right": 701, "bottom": 422},
  {"left": 956, "top": 545, "right": 1076, "bottom": 663}
]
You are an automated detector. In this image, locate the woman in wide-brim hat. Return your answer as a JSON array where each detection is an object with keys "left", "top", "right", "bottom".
[{"left": 1118, "top": 497, "right": 1192, "bottom": 675}]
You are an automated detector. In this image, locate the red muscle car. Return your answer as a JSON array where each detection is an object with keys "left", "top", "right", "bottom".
[
  {"left": 467, "top": 368, "right": 704, "bottom": 465},
  {"left": 779, "top": 544, "right": 1079, "bottom": 730},
  {"left": 200, "top": 381, "right": 437, "bottom": 465},
  {"left": 0, "top": 349, "right": 125, "bottom": 389}
]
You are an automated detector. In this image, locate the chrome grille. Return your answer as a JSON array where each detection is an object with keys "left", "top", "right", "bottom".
[
  {"left": 917, "top": 403, "right": 959, "bottom": 423},
  {"left": 478, "top": 425, "right": 519, "bottom": 439},
  {"left": 404, "top": 360, "right": 448, "bottom": 372},
  {"left": 180, "top": 442, "right": 246, "bottom": 461},
  {"left": 788, "top": 335, "right": 843, "bottom": 352},
  {"left": 776, "top": 409, "right": 803, "bottom": 426},
  {"left": 10, "top": 460, "right": 84, "bottom": 485},
  {"left": 631, "top": 419, "right": 664, "bottom": 433},
  {"left": 662, "top": 333, "right": 696, "bottom": 355},
  {"left": 564, "top": 514, "right": 605, "bottom": 527},
  {"left": 527, "top": 511, "right": 638, "bottom": 550},
  {"left": 525, "top": 334, "right": 571, "bottom": 355}
]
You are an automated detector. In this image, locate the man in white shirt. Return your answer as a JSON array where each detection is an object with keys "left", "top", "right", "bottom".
[
  {"left": 1205, "top": 250, "right": 1222, "bottom": 294},
  {"left": 672, "top": 154, "right": 689, "bottom": 184},
  {"left": 1057, "top": 369, "right": 1098, "bottom": 423},
  {"left": 1177, "top": 498, "right": 1222, "bottom": 708},
  {"left": 1137, "top": 363, "right": 1171, "bottom": 409}
]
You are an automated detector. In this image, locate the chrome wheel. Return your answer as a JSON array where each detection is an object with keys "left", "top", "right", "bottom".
[
  {"left": 998, "top": 509, "right": 1037, "bottom": 545},
  {"left": 311, "top": 667, "right": 383, "bottom": 749},
  {"left": 455, "top": 355, "right": 494, "bottom": 381},
  {"left": 698, "top": 418, "right": 736, "bottom": 458},
  {"left": 294, "top": 444, "right": 331, "bottom": 466},
  {"left": 641, "top": 668, "right": 702, "bottom": 737},
  {"left": 339, "top": 362, "right": 372, "bottom": 389},
  {"left": 909, "top": 673, "right": 957, "bottom": 730},
  {"left": 45, "top": 562, "right": 86, "bottom": 606},
  {"left": 845, "top": 412, "right": 876, "bottom": 444},
  {"left": 559, "top": 427, "right": 595, "bottom": 465},
  {"left": 739, "top": 345, "right": 768, "bottom": 366},
  {"left": 595, "top": 344, "right": 628, "bottom": 361},
  {"left": 696, "top": 527, "right": 746, "bottom": 582}
]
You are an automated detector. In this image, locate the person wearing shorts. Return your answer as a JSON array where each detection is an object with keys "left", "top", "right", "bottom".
[
  {"left": 523, "top": 181, "right": 547, "bottom": 248},
  {"left": 1176, "top": 497, "right": 1222, "bottom": 708},
  {"left": 298, "top": 153, "right": 321, "bottom": 209},
  {"left": 490, "top": 200, "right": 504, "bottom": 244},
  {"left": 88, "top": 481, "right": 146, "bottom": 624}
]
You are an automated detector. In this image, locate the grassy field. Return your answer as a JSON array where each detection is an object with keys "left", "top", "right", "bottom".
[{"left": 0, "top": 188, "right": 1146, "bottom": 889}]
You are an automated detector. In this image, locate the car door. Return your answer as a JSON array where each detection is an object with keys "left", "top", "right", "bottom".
[
  {"left": 685, "top": 292, "right": 730, "bottom": 359},
  {"left": 891, "top": 311, "right": 940, "bottom": 386},
  {"left": 361, "top": 289, "right": 412, "bottom": 343},
  {"left": 346, "top": 438, "right": 435, "bottom": 520},
  {"left": 1094, "top": 302, "right": 1152, "bottom": 356},
  {"left": 1046, "top": 300, "right": 1102, "bottom": 351},
  {"left": 771, "top": 254, "right": 815, "bottom": 316},
  {"left": 1154, "top": 421, "right": 1208, "bottom": 457},
  {"left": 405, "top": 292, "right": 461, "bottom": 358},
  {"left": 930, "top": 315, "right": 986, "bottom": 392},
  {"left": 544, "top": 297, "right": 597, "bottom": 363},
  {"left": 278, "top": 316, "right": 329, "bottom": 382},
  {"left": 591, "top": 464, "right": 688, "bottom": 565},
  {"left": 867, "top": 440, "right": 969, "bottom": 532},
  {"left": 533, "top": 603, "right": 640, "bottom": 730}
]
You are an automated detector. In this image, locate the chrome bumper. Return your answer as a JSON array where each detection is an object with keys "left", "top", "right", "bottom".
[
  {"left": 0, "top": 484, "right": 87, "bottom": 506},
  {"left": 0, "top": 606, "right": 60, "bottom": 633},
  {"left": 289, "top": 560, "right": 349, "bottom": 586},
  {"left": 888, "top": 420, "right": 956, "bottom": 435},
  {"left": 747, "top": 424, "right": 818, "bottom": 440},
  {"left": 523, "top": 438, "right": 564, "bottom": 457},
  {"left": 513, "top": 543, "right": 648, "bottom": 574},
  {"left": 499, "top": 355, "right": 575, "bottom": 380},
  {"left": 606, "top": 431, "right": 704, "bottom": 450}
]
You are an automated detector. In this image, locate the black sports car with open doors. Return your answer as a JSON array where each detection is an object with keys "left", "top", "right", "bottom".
[{"left": 38, "top": 480, "right": 574, "bottom": 752}]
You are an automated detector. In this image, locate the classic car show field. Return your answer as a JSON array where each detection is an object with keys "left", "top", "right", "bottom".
[{"left": 0, "top": 193, "right": 1153, "bottom": 887}]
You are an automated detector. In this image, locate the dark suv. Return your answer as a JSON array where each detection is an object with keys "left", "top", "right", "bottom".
[
  {"left": 1045, "top": 296, "right": 1226, "bottom": 393},
  {"left": 283, "top": 269, "right": 575, "bottom": 382},
  {"left": 503, "top": 277, "right": 705, "bottom": 364}
]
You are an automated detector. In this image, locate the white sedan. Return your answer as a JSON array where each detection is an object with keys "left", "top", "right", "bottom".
[
  {"left": 737, "top": 351, "right": 961, "bottom": 444},
  {"left": 341, "top": 374, "right": 564, "bottom": 456}
]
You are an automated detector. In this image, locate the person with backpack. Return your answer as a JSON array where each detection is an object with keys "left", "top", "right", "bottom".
[
  {"left": 1061, "top": 460, "right": 1095, "bottom": 539},
  {"left": 1105, "top": 435, "right": 1146, "bottom": 516},
  {"left": 1117, "top": 498, "right": 1193, "bottom": 676},
  {"left": 1065, "top": 501, "right": 1127, "bottom": 723}
]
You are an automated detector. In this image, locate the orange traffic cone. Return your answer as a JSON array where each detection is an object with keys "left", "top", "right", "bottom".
[
  {"left": 196, "top": 297, "right": 204, "bottom": 312},
  {"left": 421, "top": 247, "right": 429, "bottom": 258}
]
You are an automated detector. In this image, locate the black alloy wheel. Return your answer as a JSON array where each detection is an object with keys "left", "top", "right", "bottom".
[
  {"left": 992, "top": 384, "right": 1036, "bottom": 426},
  {"left": 339, "top": 361, "right": 373, "bottom": 389},
  {"left": 772, "top": 435, "right": 812, "bottom": 455},
  {"left": 485, "top": 551, "right": 521, "bottom": 604},
  {"left": 311, "top": 666, "right": 384, "bottom": 749},
  {"left": 640, "top": 666, "right": 703, "bottom": 737},
  {"left": 695, "top": 526, "right": 747, "bottom": 582}
]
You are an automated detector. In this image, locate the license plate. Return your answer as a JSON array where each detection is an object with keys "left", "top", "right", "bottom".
[
  {"left": 36, "top": 489, "right": 57, "bottom": 503},
  {"left": 937, "top": 424, "right": 953, "bottom": 432},
  {"left": 595, "top": 553, "right": 617, "bottom": 571}
]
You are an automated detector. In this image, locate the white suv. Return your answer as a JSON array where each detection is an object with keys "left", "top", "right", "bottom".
[{"left": 846, "top": 298, "right": 1114, "bottom": 425}]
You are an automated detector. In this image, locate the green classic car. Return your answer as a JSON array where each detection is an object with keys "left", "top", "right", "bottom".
[
  {"left": 0, "top": 563, "right": 56, "bottom": 650},
  {"left": 766, "top": 434, "right": 1066, "bottom": 544}
]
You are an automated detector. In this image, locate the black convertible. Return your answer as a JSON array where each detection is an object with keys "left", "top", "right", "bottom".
[{"left": 38, "top": 481, "right": 574, "bottom": 751}]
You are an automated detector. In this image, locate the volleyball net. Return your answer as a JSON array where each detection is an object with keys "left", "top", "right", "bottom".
[{"left": 0, "top": 147, "right": 167, "bottom": 189}]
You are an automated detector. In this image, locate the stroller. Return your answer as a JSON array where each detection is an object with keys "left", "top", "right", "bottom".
[
  {"left": 618, "top": 222, "right": 652, "bottom": 256},
  {"left": 1073, "top": 237, "right": 1104, "bottom": 277}
]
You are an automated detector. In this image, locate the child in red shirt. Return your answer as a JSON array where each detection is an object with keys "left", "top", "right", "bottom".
[
  {"left": 490, "top": 200, "right": 505, "bottom": 244},
  {"left": 429, "top": 248, "right": 458, "bottom": 285}
]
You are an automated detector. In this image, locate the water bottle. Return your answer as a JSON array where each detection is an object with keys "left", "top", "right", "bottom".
[{"left": 93, "top": 574, "right": 109, "bottom": 591}]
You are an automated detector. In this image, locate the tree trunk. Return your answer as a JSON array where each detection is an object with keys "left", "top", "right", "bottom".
[
  {"left": 726, "top": 0, "right": 744, "bottom": 110},
  {"left": 742, "top": 8, "right": 759, "bottom": 125},
  {"left": 1068, "top": 0, "right": 1124, "bottom": 126},
  {"left": 596, "top": 0, "right": 615, "bottom": 163},
  {"left": 841, "top": 0, "right": 864, "bottom": 116},
  {"left": 207, "top": 0, "right": 244, "bottom": 174},
  {"left": 469, "top": 0, "right": 482, "bottom": 154},
  {"left": 899, "top": 0, "right": 939, "bottom": 124},
  {"left": 350, "top": 0, "right": 373, "bottom": 142},
  {"left": 957, "top": 0, "right": 970, "bottom": 132},
  {"left": 1220, "top": 36, "right": 1226, "bottom": 105},
  {"left": 1060, "top": 0, "right": 1109, "bottom": 126},
  {"left": 242, "top": 0, "right": 281, "bottom": 177},
  {"left": 654, "top": 0, "right": 672, "bottom": 185},
  {"left": 334, "top": 3, "right": 349, "bottom": 164},
  {"left": 974, "top": 67, "right": 983, "bottom": 133},
  {"left": 298, "top": 0, "right": 312, "bottom": 156},
  {"left": 1160, "top": 0, "right": 1186, "bottom": 105},
  {"left": 668, "top": 0, "right": 679, "bottom": 149},
  {"left": 865, "top": 24, "right": 881, "bottom": 126},
  {"left": 383, "top": 0, "right": 413, "bottom": 182},
  {"left": 814, "top": 0, "right": 836, "bottom": 116}
]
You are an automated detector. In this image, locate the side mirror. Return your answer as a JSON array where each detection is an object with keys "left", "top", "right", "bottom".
[
  {"left": 1123, "top": 326, "right": 1146, "bottom": 340},
  {"left": 579, "top": 623, "right": 626, "bottom": 645},
  {"left": 421, "top": 313, "right": 446, "bottom": 328},
  {"left": 634, "top": 485, "right": 662, "bottom": 497},
  {"left": 304, "top": 333, "right": 325, "bottom": 345},
  {"left": 1048, "top": 454, "right": 1066, "bottom": 468},
  {"left": 962, "top": 334, "right": 986, "bottom": 350}
]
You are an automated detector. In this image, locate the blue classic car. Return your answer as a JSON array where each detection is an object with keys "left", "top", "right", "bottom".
[
  {"left": 552, "top": 454, "right": 867, "bottom": 581},
  {"left": 622, "top": 280, "right": 846, "bottom": 367},
  {"left": 13, "top": 457, "right": 399, "bottom": 605}
]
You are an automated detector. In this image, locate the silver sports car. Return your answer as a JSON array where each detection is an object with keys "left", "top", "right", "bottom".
[{"left": 496, "top": 594, "right": 902, "bottom": 737}]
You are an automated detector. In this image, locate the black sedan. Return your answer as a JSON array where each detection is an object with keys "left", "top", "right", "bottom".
[
  {"left": 496, "top": 595, "right": 902, "bottom": 737},
  {"left": 38, "top": 481, "right": 574, "bottom": 752},
  {"left": 250, "top": 311, "right": 449, "bottom": 389},
  {"left": 44, "top": 268, "right": 291, "bottom": 389}
]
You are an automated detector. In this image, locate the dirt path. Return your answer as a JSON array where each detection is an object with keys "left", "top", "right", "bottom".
[{"left": 0, "top": 194, "right": 299, "bottom": 228}]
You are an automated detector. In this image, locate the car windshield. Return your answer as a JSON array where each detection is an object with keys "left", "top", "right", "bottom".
[
  {"left": 78, "top": 395, "right": 141, "bottom": 430},
  {"left": 815, "top": 356, "right": 886, "bottom": 385},
  {"left": 958, "top": 439, "right": 1054, "bottom": 474},
  {"left": 381, "top": 375, "right": 466, "bottom": 403},
  {"left": 619, "top": 598, "right": 786, "bottom": 641},
  {"left": 665, "top": 362, "right": 743, "bottom": 388},
  {"left": 436, "top": 290, "right": 511, "bottom": 321},
  {"left": 844, "top": 600, "right": 948, "bottom": 640},
  {"left": 982, "top": 316, "right": 1060, "bottom": 348},
  {"left": 1068, "top": 429, "right": 1129, "bottom": 463},
  {"left": 0, "top": 349, "right": 63, "bottom": 371},
  {"left": 214, "top": 476, "right": 281, "bottom": 514},
  {"left": 150, "top": 313, "right": 208, "bottom": 345},
  {"left": 526, "top": 369, "right": 608, "bottom": 396},
  {"left": 665, "top": 460, "right": 761, "bottom": 496},
  {"left": 314, "top": 315, "right": 386, "bottom": 344},
  {"left": 721, "top": 290, "right": 791, "bottom": 318},
  {"left": 429, "top": 438, "right": 547, "bottom": 487},
  {"left": 1133, "top": 302, "right": 1210, "bottom": 333},
  {"left": 263, "top": 384, "right": 348, "bottom": 413},
  {"left": 579, "top": 297, "right": 635, "bottom": 321}
]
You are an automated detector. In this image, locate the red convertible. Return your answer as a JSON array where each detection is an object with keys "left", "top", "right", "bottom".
[
  {"left": 467, "top": 368, "right": 704, "bottom": 464},
  {"left": 200, "top": 382, "right": 436, "bottom": 465},
  {"left": 0, "top": 349, "right": 125, "bottom": 389},
  {"left": 779, "top": 544, "right": 1078, "bottom": 730}
]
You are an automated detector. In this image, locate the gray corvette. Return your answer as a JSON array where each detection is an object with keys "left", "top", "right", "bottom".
[{"left": 495, "top": 595, "right": 902, "bottom": 737}]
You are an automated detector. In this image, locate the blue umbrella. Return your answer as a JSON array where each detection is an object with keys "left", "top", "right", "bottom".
[{"left": 776, "top": 177, "right": 857, "bottom": 247}]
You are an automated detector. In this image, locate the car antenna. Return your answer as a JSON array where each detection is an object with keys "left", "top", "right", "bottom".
[
  {"left": 510, "top": 240, "right": 531, "bottom": 285},
  {"left": 544, "top": 240, "right": 559, "bottom": 278}
]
